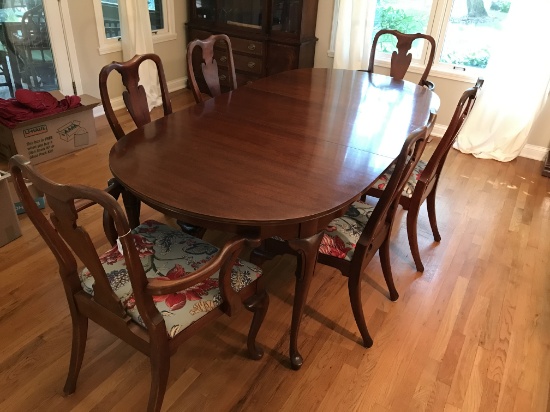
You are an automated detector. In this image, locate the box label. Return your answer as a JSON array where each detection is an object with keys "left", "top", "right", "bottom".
[{"left": 23, "top": 124, "right": 48, "bottom": 139}]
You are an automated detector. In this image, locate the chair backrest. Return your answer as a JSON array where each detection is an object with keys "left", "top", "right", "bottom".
[
  {"left": 368, "top": 29, "right": 436, "bottom": 89},
  {"left": 187, "top": 34, "right": 237, "bottom": 104},
  {"left": 421, "top": 78, "right": 484, "bottom": 186},
  {"left": 357, "top": 112, "right": 436, "bottom": 252},
  {"left": 99, "top": 53, "right": 172, "bottom": 140}
]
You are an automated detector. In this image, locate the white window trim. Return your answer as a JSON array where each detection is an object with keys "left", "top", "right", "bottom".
[
  {"left": 328, "top": 0, "right": 485, "bottom": 84},
  {"left": 93, "top": 0, "right": 176, "bottom": 55}
]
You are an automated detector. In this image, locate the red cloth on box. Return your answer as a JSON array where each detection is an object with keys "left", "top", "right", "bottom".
[{"left": 0, "top": 90, "right": 82, "bottom": 128}]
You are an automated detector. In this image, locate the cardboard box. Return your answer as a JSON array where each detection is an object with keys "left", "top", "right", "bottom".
[
  {"left": 4, "top": 172, "right": 46, "bottom": 215},
  {"left": 0, "top": 170, "right": 22, "bottom": 247},
  {"left": 0, "top": 93, "right": 100, "bottom": 165}
]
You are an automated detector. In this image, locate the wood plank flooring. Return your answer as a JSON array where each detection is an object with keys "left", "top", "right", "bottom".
[{"left": 0, "top": 89, "right": 548, "bottom": 411}]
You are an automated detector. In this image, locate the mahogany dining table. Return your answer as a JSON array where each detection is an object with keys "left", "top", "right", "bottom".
[{"left": 109, "top": 68, "right": 440, "bottom": 369}]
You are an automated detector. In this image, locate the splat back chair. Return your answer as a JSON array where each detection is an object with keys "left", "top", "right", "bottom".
[
  {"left": 315, "top": 114, "right": 435, "bottom": 347},
  {"left": 187, "top": 34, "right": 237, "bottom": 104},
  {"left": 367, "top": 78, "right": 484, "bottom": 272},
  {"left": 9, "top": 154, "right": 269, "bottom": 412},
  {"left": 98, "top": 53, "right": 201, "bottom": 236},
  {"left": 367, "top": 29, "right": 436, "bottom": 90}
]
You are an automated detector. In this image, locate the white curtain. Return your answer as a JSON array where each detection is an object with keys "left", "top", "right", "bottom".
[
  {"left": 455, "top": 0, "right": 550, "bottom": 162},
  {"left": 118, "top": 0, "right": 162, "bottom": 110},
  {"left": 333, "top": 0, "right": 376, "bottom": 70}
]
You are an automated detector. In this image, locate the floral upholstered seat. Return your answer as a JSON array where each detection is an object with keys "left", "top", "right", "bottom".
[
  {"left": 319, "top": 201, "right": 375, "bottom": 262},
  {"left": 80, "top": 220, "right": 262, "bottom": 338},
  {"left": 372, "top": 160, "right": 427, "bottom": 198}
]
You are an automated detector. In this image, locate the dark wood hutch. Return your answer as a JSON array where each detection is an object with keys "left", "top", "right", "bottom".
[{"left": 186, "top": 0, "right": 319, "bottom": 89}]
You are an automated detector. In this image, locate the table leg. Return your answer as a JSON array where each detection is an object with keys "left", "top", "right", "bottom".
[
  {"left": 121, "top": 189, "right": 141, "bottom": 229},
  {"left": 286, "top": 231, "right": 323, "bottom": 370}
]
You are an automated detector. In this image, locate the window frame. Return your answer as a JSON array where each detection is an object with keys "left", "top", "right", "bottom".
[
  {"left": 93, "top": 0, "right": 176, "bottom": 55},
  {"left": 329, "top": 0, "right": 493, "bottom": 82}
]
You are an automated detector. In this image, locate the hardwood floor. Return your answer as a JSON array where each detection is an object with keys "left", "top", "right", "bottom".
[{"left": 0, "top": 89, "right": 549, "bottom": 411}]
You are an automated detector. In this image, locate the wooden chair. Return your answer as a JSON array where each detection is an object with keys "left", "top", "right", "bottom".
[
  {"left": 366, "top": 78, "right": 484, "bottom": 272},
  {"left": 187, "top": 34, "right": 237, "bottom": 104},
  {"left": 367, "top": 29, "right": 436, "bottom": 90},
  {"left": 99, "top": 53, "right": 203, "bottom": 237},
  {"left": 8, "top": 154, "right": 269, "bottom": 412},
  {"left": 252, "top": 115, "right": 435, "bottom": 348}
]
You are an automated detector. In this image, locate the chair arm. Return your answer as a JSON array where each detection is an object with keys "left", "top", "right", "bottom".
[
  {"left": 422, "top": 79, "right": 435, "bottom": 91},
  {"left": 146, "top": 237, "right": 261, "bottom": 296},
  {"left": 73, "top": 179, "right": 123, "bottom": 212}
]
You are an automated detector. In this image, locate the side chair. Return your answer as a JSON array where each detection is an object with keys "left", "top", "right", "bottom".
[
  {"left": 252, "top": 114, "right": 435, "bottom": 348},
  {"left": 366, "top": 78, "right": 484, "bottom": 272},
  {"left": 187, "top": 34, "right": 237, "bottom": 104},
  {"left": 99, "top": 53, "right": 204, "bottom": 237},
  {"left": 9, "top": 154, "right": 269, "bottom": 412},
  {"left": 366, "top": 29, "right": 436, "bottom": 90}
]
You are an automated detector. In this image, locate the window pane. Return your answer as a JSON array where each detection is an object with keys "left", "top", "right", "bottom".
[
  {"left": 439, "top": 0, "right": 513, "bottom": 69},
  {"left": 101, "top": 0, "right": 164, "bottom": 38},
  {"left": 373, "top": 0, "right": 433, "bottom": 59}
]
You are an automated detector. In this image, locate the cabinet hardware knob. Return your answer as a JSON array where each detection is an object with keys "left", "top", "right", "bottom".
[
  {"left": 247, "top": 44, "right": 256, "bottom": 51},
  {"left": 247, "top": 62, "right": 256, "bottom": 68},
  {"left": 220, "top": 55, "right": 227, "bottom": 62},
  {"left": 219, "top": 74, "right": 227, "bottom": 81}
]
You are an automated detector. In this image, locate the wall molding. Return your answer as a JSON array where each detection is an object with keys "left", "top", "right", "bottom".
[
  {"left": 430, "top": 123, "right": 548, "bottom": 161},
  {"left": 93, "top": 76, "right": 187, "bottom": 118}
]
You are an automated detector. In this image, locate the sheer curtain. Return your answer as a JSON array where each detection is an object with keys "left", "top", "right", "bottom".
[
  {"left": 454, "top": 0, "right": 550, "bottom": 162},
  {"left": 118, "top": 0, "right": 161, "bottom": 110},
  {"left": 333, "top": 0, "right": 376, "bottom": 70}
]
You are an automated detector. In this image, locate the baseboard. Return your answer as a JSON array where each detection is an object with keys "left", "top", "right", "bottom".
[
  {"left": 520, "top": 144, "right": 549, "bottom": 161},
  {"left": 430, "top": 123, "right": 548, "bottom": 161},
  {"left": 93, "top": 76, "right": 188, "bottom": 118}
]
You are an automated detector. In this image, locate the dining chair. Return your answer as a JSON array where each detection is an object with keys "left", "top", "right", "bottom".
[
  {"left": 366, "top": 78, "right": 484, "bottom": 272},
  {"left": 366, "top": 29, "right": 436, "bottom": 90},
  {"left": 187, "top": 34, "right": 237, "bottom": 104},
  {"left": 9, "top": 154, "right": 269, "bottom": 412},
  {"left": 99, "top": 53, "right": 203, "bottom": 237},
  {"left": 315, "top": 114, "right": 435, "bottom": 347}
]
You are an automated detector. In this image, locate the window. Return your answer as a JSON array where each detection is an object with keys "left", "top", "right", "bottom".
[
  {"left": 93, "top": 0, "right": 176, "bottom": 55},
  {"left": 331, "top": 0, "right": 513, "bottom": 78}
]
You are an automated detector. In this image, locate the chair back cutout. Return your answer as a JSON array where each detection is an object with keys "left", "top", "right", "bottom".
[{"left": 99, "top": 53, "right": 172, "bottom": 140}]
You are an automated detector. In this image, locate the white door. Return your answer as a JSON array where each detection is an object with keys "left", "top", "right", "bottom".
[{"left": 0, "top": 0, "right": 75, "bottom": 97}]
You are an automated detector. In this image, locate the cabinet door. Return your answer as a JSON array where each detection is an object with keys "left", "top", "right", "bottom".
[
  {"left": 192, "top": 0, "right": 216, "bottom": 22},
  {"left": 218, "top": 0, "right": 264, "bottom": 30},
  {"left": 271, "top": 0, "right": 302, "bottom": 35}
]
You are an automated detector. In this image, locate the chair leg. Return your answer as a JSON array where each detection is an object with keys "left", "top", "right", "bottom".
[
  {"left": 63, "top": 312, "right": 88, "bottom": 395},
  {"left": 379, "top": 235, "right": 400, "bottom": 301},
  {"left": 348, "top": 275, "right": 374, "bottom": 348},
  {"left": 406, "top": 203, "right": 425, "bottom": 273},
  {"left": 243, "top": 289, "right": 269, "bottom": 360},
  {"left": 427, "top": 190, "right": 441, "bottom": 242},
  {"left": 148, "top": 348, "right": 170, "bottom": 412}
]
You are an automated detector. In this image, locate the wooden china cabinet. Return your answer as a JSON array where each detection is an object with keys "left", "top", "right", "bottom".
[{"left": 186, "top": 0, "right": 319, "bottom": 89}]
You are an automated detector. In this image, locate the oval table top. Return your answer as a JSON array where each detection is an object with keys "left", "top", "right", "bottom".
[{"left": 109, "top": 68, "right": 440, "bottom": 235}]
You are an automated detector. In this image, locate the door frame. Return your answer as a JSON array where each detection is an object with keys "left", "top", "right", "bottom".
[{"left": 43, "top": 0, "right": 82, "bottom": 95}]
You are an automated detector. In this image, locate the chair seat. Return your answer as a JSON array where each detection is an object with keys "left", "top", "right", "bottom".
[
  {"left": 80, "top": 220, "right": 262, "bottom": 338},
  {"left": 319, "top": 201, "right": 375, "bottom": 261},
  {"left": 373, "top": 160, "right": 427, "bottom": 198}
]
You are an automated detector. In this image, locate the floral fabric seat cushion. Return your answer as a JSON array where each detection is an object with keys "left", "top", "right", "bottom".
[
  {"left": 319, "top": 201, "right": 375, "bottom": 261},
  {"left": 79, "top": 220, "right": 262, "bottom": 338},
  {"left": 373, "top": 159, "right": 427, "bottom": 198}
]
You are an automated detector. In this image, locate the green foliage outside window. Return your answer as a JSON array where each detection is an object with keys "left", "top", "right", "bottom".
[{"left": 490, "top": 1, "right": 511, "bottom": 13}]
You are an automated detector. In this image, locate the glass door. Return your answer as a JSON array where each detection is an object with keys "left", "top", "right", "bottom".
[{"left": 0, "top": 0, "right": 68, "bottom": 98}]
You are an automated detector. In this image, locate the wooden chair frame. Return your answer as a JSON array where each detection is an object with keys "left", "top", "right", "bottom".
[
  {"left": 187, "top": 34, "right": 237, "bottom": 104},
  {"left": 366, "top": 78, "right": 484, "bottom": 272},
  {"left": 9, "top": 154, "right": 269, "bottom": 412},
  {"left": 367, "top": 29, "right": 436, "bottom": 90},
  {"left": 251, "top": 114, "right": 435, "bottom": 348}
]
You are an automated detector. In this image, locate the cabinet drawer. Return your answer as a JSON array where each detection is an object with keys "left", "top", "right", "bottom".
[
  {"left": 214, "top": 51, "right": 263, "bottom": 75},
  {"left": 218, "top": 69, "right": 258, "bottom": 88},
  {"left": 229, "top": 37, "right": 264, "bottom": 56}
]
